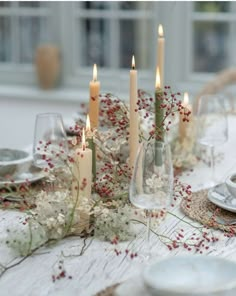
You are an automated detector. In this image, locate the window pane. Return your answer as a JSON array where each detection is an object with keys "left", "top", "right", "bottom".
[
  {"left": 0, "top": 2, "right": 11, "bottom": 7},
  {"left": 193, "top": 22, "right": 229, "bottom": 73},
  {"left": 19, "top": 1, "right": 47, "bottom": 8},
  {"left": 120, "top": 2, "right": 152, "bottom": 10},
  {"left": 80, "top": 2, "right": 110, "bottom": 10},
  {"left": 194, "top": 1, "right": 229, "bottom": 13},
  {"left": 19, "top": 17, "right": 51, "bottom": 63},
  {"left": 119, "top": 20, "right": 151, "bottom": 69},
  {"left": 79, "top": 19, "right": 110, "bottom": 67},
  {"left": 0, "top": 17, "right": 11, "bottom": 62}
]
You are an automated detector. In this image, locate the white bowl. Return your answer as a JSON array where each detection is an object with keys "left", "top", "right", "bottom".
[
  {"left": 0, "top": 148, "right": 32, "bottom": 177},
  {"left": 226, "top": 174, "right": 236, "bottom": 198},
  {"left": 143, "top": 255, "right": 236, "bottom": 296}
]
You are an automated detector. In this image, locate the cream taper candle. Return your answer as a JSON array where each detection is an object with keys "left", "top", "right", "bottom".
[
  {"left": 179, "top": 92, "right": 192, "bottom": 142},
  {"left": 86, "top": 114, "right": 96, "bottom": 182},
  {"left": 157, "top": 24, "right": 165, "bottom": 88},
  {"left": 89, "top": 64, "right": 100, "bottom": 129},
  {"left": 155, "top": 67, "right": 164, "bottom": 141},
  {"left": 129, "top": 55, "right": 139, "bottom": 171},
  {"left": 72, "top": 128, "right": 92, "bottom": 203}
]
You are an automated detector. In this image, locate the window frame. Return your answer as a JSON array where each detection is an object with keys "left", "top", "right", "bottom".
[
  {"left": 175, "top": 1, "right": 236, "bottom": 95},
  {"left": 0, "top": 1, "right": 159, "bottom": 96},
  {"left": 0, "top": 2, "right": 57, "bottom": 86},
  {"left": 68, "top": 1, "right": 157, "bottom": 95},
  {"left": 0, "top": 1, "right": 234, "bottom": 99}
]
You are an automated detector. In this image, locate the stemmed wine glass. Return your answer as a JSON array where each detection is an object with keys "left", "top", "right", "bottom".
[
  {"left": 196, "top": 95, "right": 228, "bottom": 187},
  {"left": 33, "top": 113, "right": 68, "bottom": 169},
  {"left": 129, "top": 140, "right": 173, "bottom": 259}
]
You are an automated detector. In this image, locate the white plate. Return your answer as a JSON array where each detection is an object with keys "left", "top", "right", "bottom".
[
  {"left": 143, "top": 255, "right": 236, "bottom": 296},
  {"left": 0, "top": 166, "right": 45, "bottom": 186},
  {"left": 208, "top": 183, "right": 236, "bottom": 213}
]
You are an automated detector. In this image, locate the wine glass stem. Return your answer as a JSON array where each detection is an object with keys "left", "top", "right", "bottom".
[
  {"left": 145, "top": 210, "right": 151, "bottom": 259},
  {"left": 210, "top": 146, "right": 215, "bottom": 182}
]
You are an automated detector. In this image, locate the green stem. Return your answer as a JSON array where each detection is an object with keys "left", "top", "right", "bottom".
[
  {"left": 167, "top": 211, "right": 204, "bottom": 232},
  {"left": 64, "top": 161, "right": 81, "bottom": 235},
  {"left": 130, "top": 218, "right": 173, "bottom": 242},
  {"left": 87, "top": 137, "right": 96, "bottom": 183},
  {"left": 155, "top": 88, "right": 164, "bottom": 142},
  {"left": 155, "top": 88, "right": 164, "bottom": 166},
  {"left": 26, "top": 220, "right": 33, "bottom": 255}
]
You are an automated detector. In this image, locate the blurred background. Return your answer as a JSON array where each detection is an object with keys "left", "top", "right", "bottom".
[{"left": 0, "top": 1, "right": 234, "bottom": 148}]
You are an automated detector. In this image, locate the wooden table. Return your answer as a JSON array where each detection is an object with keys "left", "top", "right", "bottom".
[{"left": 1, "top": 116, "right": 236, "bottom": 296}]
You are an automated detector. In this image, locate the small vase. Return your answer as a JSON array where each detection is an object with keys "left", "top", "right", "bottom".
[{"left": 35, "top": 45, "right": 60, "bottom": 90}]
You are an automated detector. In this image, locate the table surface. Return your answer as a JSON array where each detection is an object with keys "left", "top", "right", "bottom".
[{"left": 1, "top": 116, "right": 236, "bottom": 296}]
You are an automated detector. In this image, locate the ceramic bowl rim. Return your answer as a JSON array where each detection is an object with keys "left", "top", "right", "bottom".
[
  {"left": 0, "top": 148, "right": 32, "bottom": 166},
  {"left": 143, "top": 255, "right": 236, "bottom": 295}
]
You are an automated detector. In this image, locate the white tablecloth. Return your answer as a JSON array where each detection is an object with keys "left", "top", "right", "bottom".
[{"left": 1, "top": 116, "right": 236, "bottom": 296}]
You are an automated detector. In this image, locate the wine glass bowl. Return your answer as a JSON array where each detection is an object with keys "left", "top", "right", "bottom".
[
  {"left": 196, "top": 95, "right": 228, "bottom": 186},
  {"left": 196, "top": 94, "right": 228, "bottom": 146},
  {"left": 33, "top": 113, "right": 68, "bottom": 169},
  {"left": 130, "top": 141, "right": 173, "bottom": 210},
  {"left": 129, "top": 140, "right": 173, "bottom": 259}
]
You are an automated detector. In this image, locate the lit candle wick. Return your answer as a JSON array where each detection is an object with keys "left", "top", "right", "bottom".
[
  {"left": 132, "top": 55, "right": 135, "bottom": 70},
  {"left": 86, "top": 114, "right": 91, "bottom": 132},
  {"left": 93, "top": 64, "right": 97, "bottom": 82},
  {"left": 158, "top": 24, "right": 164, "bottom": 37},
  {"left": 183, "top": 92, "right": 189, "bottom": 105}
]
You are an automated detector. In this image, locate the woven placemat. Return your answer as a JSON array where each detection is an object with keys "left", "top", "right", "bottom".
[
  {"left": 181, "top": 189, "right": 236, "bottom": 232},
  {"left": 95, "top": 284, "right": 119, "bottom": 296}
]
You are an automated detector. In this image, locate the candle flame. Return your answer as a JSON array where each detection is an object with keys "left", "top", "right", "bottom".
[
  {"left": 183, "top": 92, "right": 189, "bottom": 105},
  {"left": 132, "top": 55, "right": 135, "bottom": 69},
  {"left": 86, "top": 114, "right": 91, "bottom": 132},
  {"left": 158, "top": 24, "right": 164, "bottom": 37},
  {"left": 155, "top": 67, "right": 161, "bottom": 89},
  {"left": 82, "top": 128, "right": 86, "bottom": 151},
  {"left": 93, "top": 64, "right": 97, "bottom": 81}
]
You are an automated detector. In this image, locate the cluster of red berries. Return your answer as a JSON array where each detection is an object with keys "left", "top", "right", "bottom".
[{"left": 51, "top": 260, "right": 72, "bottom": 282}]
